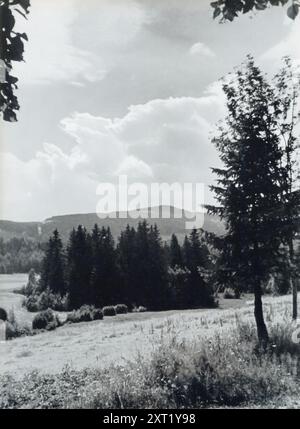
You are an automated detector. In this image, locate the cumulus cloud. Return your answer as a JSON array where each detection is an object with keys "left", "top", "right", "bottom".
[
  {"left": 14, "top": 0, "right": 107, "bottom": 85},
  {"left": 115, "top": 156, "right": 154, "bottom": 179},
  {"left": 262, "top": 21, "right": 300, "bottom": 66},
  {"left": 189, "top": 42, "right": 216, "bottom": 58},
  {"left": 1, "top": 83, "right": 225, "bottom": 220},
  {"left": 0, "top": 147, "right": 96, "bottom": 221}
]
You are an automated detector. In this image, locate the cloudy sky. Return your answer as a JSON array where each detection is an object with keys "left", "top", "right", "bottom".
[{"left": 0, "top": 0, "right": 299, "bottom": 221}]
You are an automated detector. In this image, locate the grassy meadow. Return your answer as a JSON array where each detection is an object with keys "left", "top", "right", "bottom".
[{"left": 1, "top": 280, "right": 300, "bottom": 408}]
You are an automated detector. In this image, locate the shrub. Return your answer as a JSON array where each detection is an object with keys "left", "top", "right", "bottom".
[
  {"left": 0, "top": 308, "right": 7, "bottom": 321},
  {"left": 5, "top": 309, "right": 32, "bottom": 340},
  {"left": 114, "top": 304, "right": 128, "bottom": 314},
  {"left": 24, "top": 290, "right": 69, "bottom": 312},
  {"left": 103, "top": 306, "right": 116, "bottom": 317},
  {"left": 92, "top": 308, "right": 103, "bottom": 320},
  {"left": 66, "top": 305, "right": 103, "bottom": 324},
  {"left": 65, "top": 311, "right": 78, "bottom": 324},
  {"left": 6, "top": 322, "right": 32, "bottom": 340},
  {"left": 23, "top": 295, "right": 39, "bottom": 312},
  {"left": 76, "top": 305, "right": 94, "bottom": 322},
  {"left": 32, "top": 309, "right": 60, "bottom": 331},
  {"left": 38, "top": 290, "right": 69, "bottom": 312},
  {"left": 66, "top": 309, "right": 90, "bottom": 324}
]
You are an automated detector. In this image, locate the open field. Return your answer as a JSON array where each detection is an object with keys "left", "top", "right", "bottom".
[
  {"left": 1, "top": 274, "right": 300, "bottom": 408},
  {"left": 0, "top": 274, "right": 34, "bottom": 326},
  {"left": 0, "top": 274, "right": 254, "bottom": 378},
  {"left": 0, "top": 293, "right": 300, "bottom": 409},
  {"left": 0, "top": 296, "right": 252, "bottom": 377},
  {"left": 0, "top": 274, "right": 297, "bottom": 377}
]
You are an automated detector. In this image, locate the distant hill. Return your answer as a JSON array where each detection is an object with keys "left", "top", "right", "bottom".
[{"left": 0, "top": 206, "right": 225, "bottom": 243}]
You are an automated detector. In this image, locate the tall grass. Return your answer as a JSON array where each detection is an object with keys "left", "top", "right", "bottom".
[
  {"left": 80, "top": 325, "right": 299, "bottom": 409},
  {"left": 1, "top": 315, "right": 299, "bottom": 409}
]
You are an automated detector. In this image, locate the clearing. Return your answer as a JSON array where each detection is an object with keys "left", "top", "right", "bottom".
[{"left": 0, "top": 288, "right": 294, "bottom": 378}]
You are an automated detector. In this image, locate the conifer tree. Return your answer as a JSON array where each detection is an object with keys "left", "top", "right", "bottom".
[
  {"left": 40, "top": 229, "right": 66, "bottom": 295},
  {"left": 117, "top": 225, "right": 137, "bottom": 307},
  {"left": 169, "top": 233, "right": 183, "bottom": 268},
  {"left": 67, "top": 226, "right": 92, "bottom": 308},
  {"left": 148, "top": 224, "right": 169, "bottom": 310},
  {"left": 134, "top": 220, "right": 150, "bottom": 307},
  {"left": 207, "top": 57, "right": 288, "bottom": 344},
  {"left": 90, "top": 224, "right": 102, "bottom": 307},
  {"left": 99, "top": 226, "right": 119, "bottom": 306},
  {"left": 182, "top": 229, "right": 212, "bottom": 307}
]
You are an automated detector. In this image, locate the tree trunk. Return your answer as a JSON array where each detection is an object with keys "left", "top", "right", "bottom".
[
  {"left": 254, "top": 282, "right": 269, "bottom": 346},
  {"left": 292, "top": 277, "right": 298, "bottom": 320},
  {"left": 289, "top": 240, "right": 297, "bottom": 321}
]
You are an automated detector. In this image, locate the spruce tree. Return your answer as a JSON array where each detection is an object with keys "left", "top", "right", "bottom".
[
  {"left": 148, "top": 224, "right": 169, "bottom": 310},
  {"left": 99, "top": 226, "right": 119, "bottom": 306},
  {"left": 117, "top": 225, "right": 137, "bottom": 307},
  {"left": 90, "top": 224, "right": 102, "bottom": 307},
  {"left": 134, "top": 220, "right": 150, "bottom": 307},
  {"left": 67, "top": 226, "right": 93, "bottom": 308},
  {"left": 207, "top": 57, "right": 287, "bottom": 344},
  {"left": 183, "top": 229, "right": 212, "bottom": 307},
  {"left": 169, "top": 233, "right": 183, "bottom": 268},
  {"left": 40, "top": 229, "right": 66, "bottom": 295}
]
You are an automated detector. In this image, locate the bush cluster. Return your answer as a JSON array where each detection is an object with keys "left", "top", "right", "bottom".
[
  {"left": 24, "top": 290, "right": 69, "bottom": 313},
  {"left": 102, "top": 306, "right": 116, "bottom": 317},
  {"left": 114, "top": 304, "right": 128, "bottom": 314},
  {"left": 66, "top": 305, "right": 103, "bottom": 324},
  {"left": 32, "top": 309, "right": 61, "bottom": 331},
  {"left": 5, "top": 310, "right": 32, "bottom": 340},
  {"left": 6, "top": 321, "right": 32, "bottom": 340}
]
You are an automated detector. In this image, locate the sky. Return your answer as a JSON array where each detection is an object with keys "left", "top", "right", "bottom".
[{"left": 0, "top": 0, "right": 299, "bottom": 221}]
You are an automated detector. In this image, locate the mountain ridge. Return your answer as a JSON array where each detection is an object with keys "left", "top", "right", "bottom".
[{"left": 0, "top": 206, "right": 225, "bottom": 242}]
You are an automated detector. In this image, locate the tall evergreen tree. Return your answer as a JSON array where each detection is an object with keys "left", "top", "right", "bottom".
[
  {"left": 134, "top": 220, "right": 150, "bottom": 307},
  {"left": 99, "top": 226, "right": 119, "bottom": 306},
  {"left": 207, "top": 57, "right": 288, "bottom": 344},
  {"left": 148, "top": 224, "right": 169, "bottom": 310},
  {"left": 67, "top": 226, "right": 93, "bottom": 308},
  {"left": 169, "top": 233, "right": 183, "bottom": 268},
  {"left": 182, "top": 235, "right": 191, "bottom": 267},
  {"left": 117, "top": 225, "right": 137, "bottom": 307},
  {"left": 90, "top": 224, "right": 102, "bottom": 307},
  {"left": 119, "top": 221, "right": 169, "bottom": 310},
  {"left": 40, "top": 230, "right": 66, "bottom": 295},
  {"left": 183, "top": 229, "right": 212, "bottom": 307}
]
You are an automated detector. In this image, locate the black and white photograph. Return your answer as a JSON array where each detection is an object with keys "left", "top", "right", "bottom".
[{"left": 0, "top": 0, "right": 300, "bottom": 412}]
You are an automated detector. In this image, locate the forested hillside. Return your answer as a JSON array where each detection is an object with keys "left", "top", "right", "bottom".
[{"left": 0, "top": 207, "right": 225, "bottom": 242}]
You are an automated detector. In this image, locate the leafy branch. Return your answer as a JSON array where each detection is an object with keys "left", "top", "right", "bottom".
[
  {"left": 211, "top": 0, "right": 300, "bottom": 22},
  {"left": 0, "top": 0, "right": 30, "bottom": 122}
]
